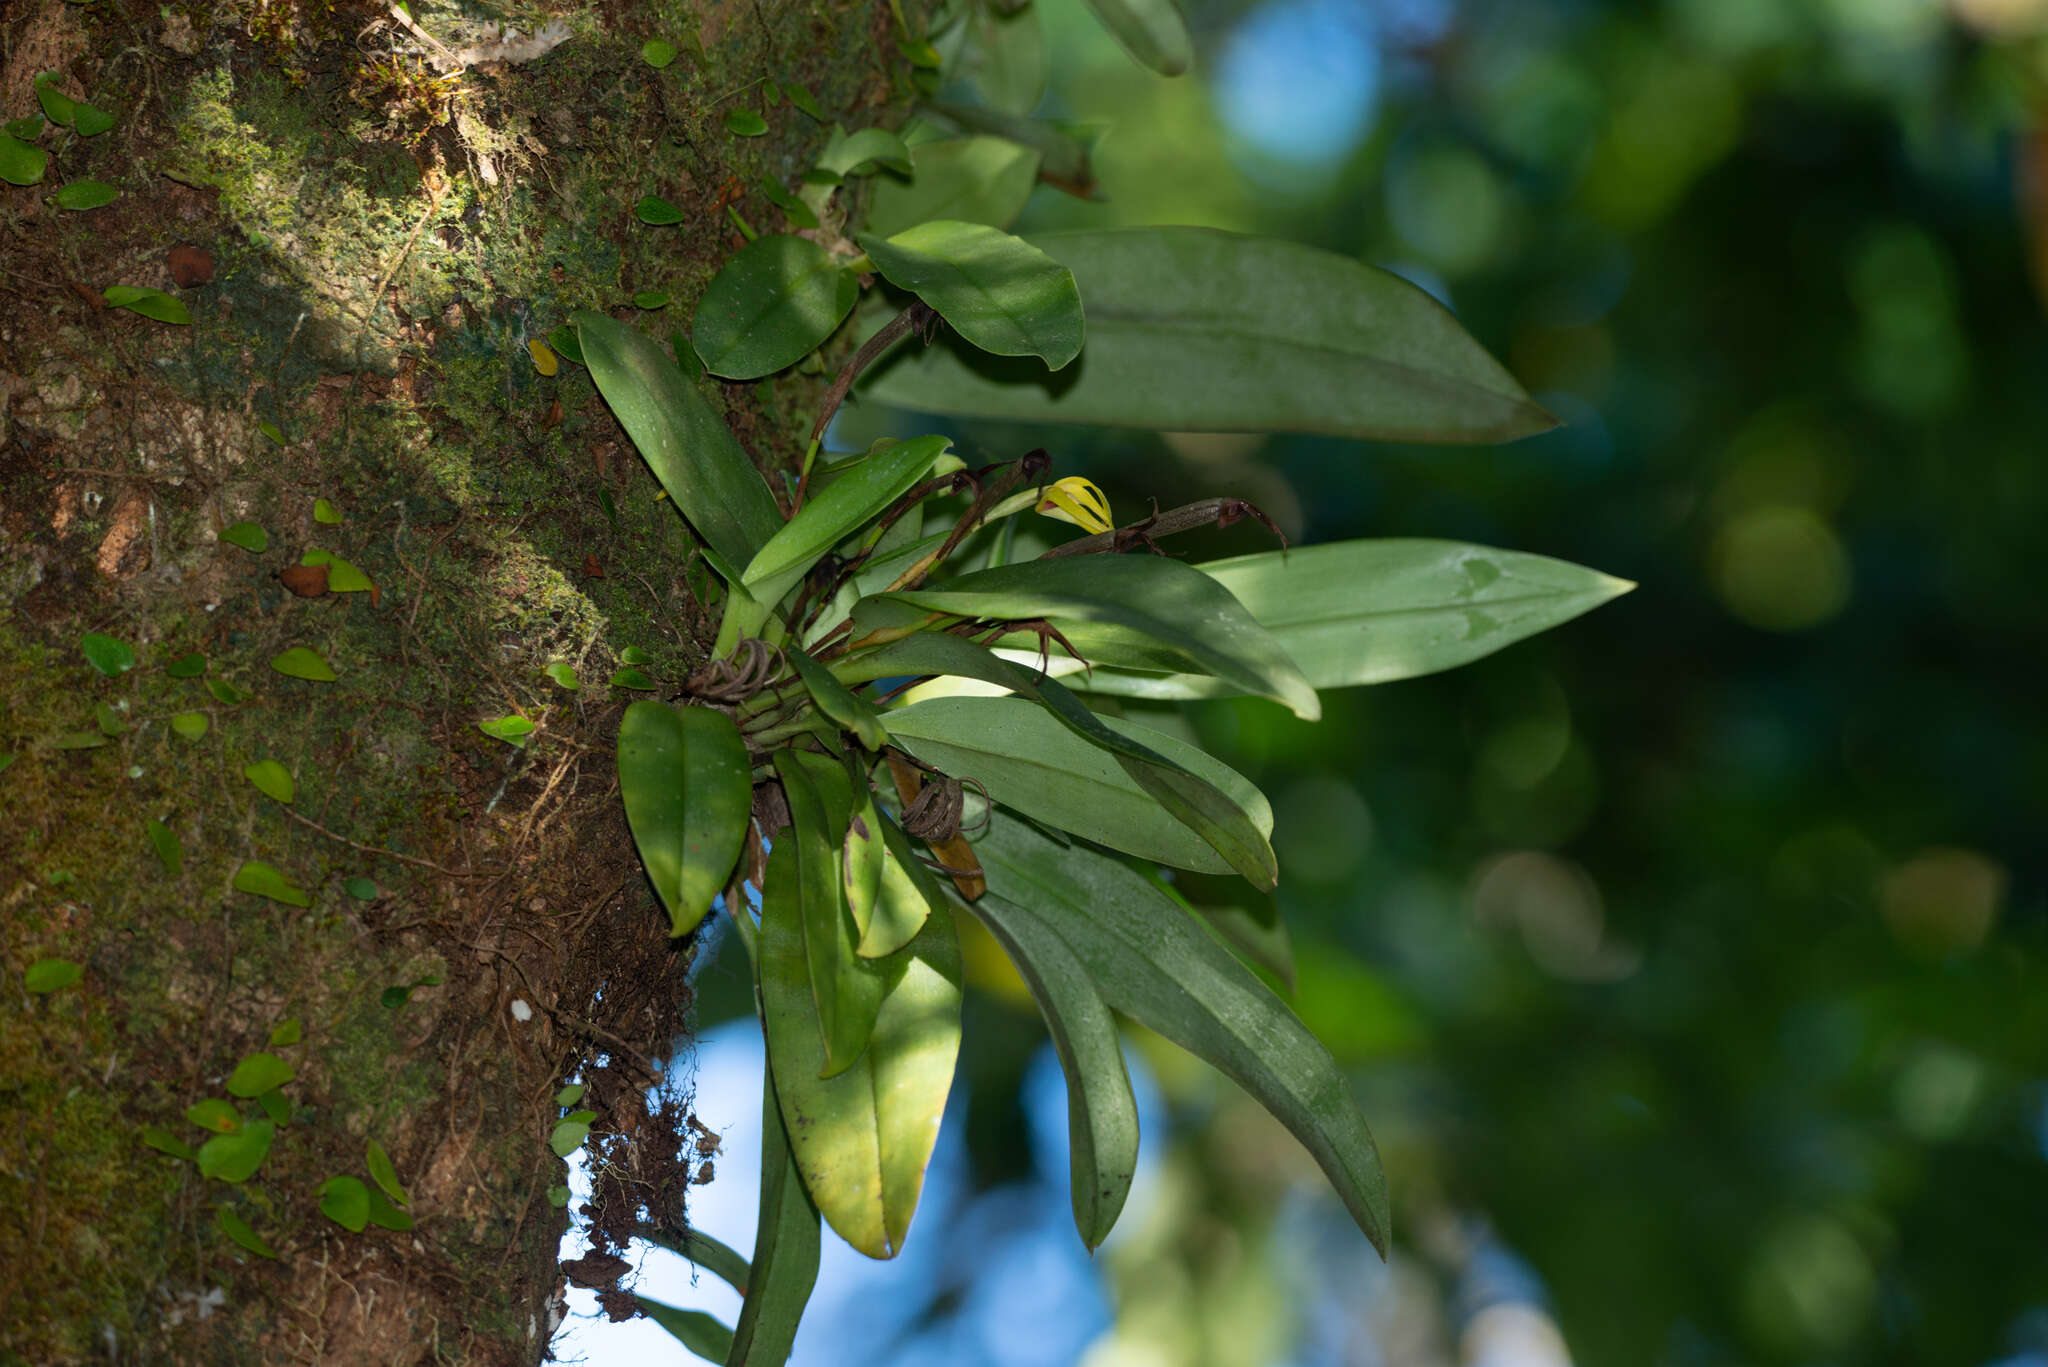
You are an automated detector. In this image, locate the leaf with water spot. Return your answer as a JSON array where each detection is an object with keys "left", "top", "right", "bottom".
[{"left": 1075, "top": 540, "right": 1635, "bottom": 702}]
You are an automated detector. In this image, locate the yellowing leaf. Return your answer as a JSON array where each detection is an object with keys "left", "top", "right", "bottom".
[{"left": 528, "top": 337, "right": 559, "bottom": 375}]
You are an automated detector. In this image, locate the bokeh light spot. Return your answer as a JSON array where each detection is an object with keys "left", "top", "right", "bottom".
[
  {"left": 1387, "top": 138, "right": 1509, "bottom": 273},
  {"left": 1708, "top": 505, "right": 1852, "bottom": 632},
  {"left": 1212, "top": 0, "right": 1380, "bottom": 176},
  {"left": 1879, "top": 847, "right": 2006, "bottom": 957}
]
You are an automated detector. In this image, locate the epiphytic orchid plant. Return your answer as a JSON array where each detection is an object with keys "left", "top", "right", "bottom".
[{"left": 566, "top": 6, "right": 1631, "bottom": 1360}]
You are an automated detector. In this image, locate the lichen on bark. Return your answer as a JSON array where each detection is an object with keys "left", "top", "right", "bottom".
[{"left": 0, "top": 0, "right": 911, "bottom": 1361}]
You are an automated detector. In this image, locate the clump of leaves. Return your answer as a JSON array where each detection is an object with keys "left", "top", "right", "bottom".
[{"left": 578, "top": 155, "right": 1626, "bottom": 1367}]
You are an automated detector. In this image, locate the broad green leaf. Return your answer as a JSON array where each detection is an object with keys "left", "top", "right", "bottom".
[
  {"left": 197, "top": 1118, "right": 275, "bottom": 1183},
  {"left": 882, "top": 694, "right": 1272, "bottom": 879},
  {"left": 760, "top": 840, "right": 962, "bottom": 1258},
  {"left": 226, "top": 1052, "right": 294, "bottom": 1097},
  {"left": 857, "top": 221, "right": 1082, "bottom": 369},
  {"left": 242, "top": 760, "right": 294, "bottom": 804},
  {"left": 727, "top": 109, "right": 769, "bottom": 136},
  {"left": 270, "top": 647, "right": 336, "bottom": 681},
  {"left": 25, "top": 957, "right": 82, "bottom": 993},
  {"left": 170, "top": 712, "right": 208, "bottom": 740},
  {"left": 692, "top": 235, "right": 858, "bottom": 379},
  {"left": 104, "top": 285, "right": 191, "bottom": 325},
  {"left": 974, "top": 0, "right": 1047, "bottom": 114},
  {"left": 637, "top": 1297, "right": 734, "bottom": 1363},
  {"left": 726, "top": 1061, "right": 821, "bottom": 1366},
  {"left": 618, "top": 701, "right": 752, "bottom": 938},
  {"left": 921, "top": 101, "right": 1099, "bottom": 198},
  {"left": 841, "top": 631, "right": 1277, "bottom": 886},
  {"left": 866, "top": 227, "right": 1555, "bottom": 443},
  {"left": 319, "top": 1176, "right": 370, "bottom": 1231},
  {"left": 186, "top": 1099, "right": 240, "bottom": 1132},
  {"left": 219, "top": 521, "right": 267, "bottom": 552},
  {"left": 960, "top": 891, "right": 1138, "bottom": 1247},
  {"left": 1082, "top": 0, "right": 1192, "bottom": 75},
  {"left": 772, "top": 755, "right": 887, "bottom": 1078},
  {"left": 550, "top": 1119, "right": 591, "bottom": 1156},
  {"left": 366, "top": 1139, "right": 408, "bottom": 1207},
  {"left": 878, "top": 554, "right": 1319, "bottom": 720},
  {"left": 477, "top": 715, "right": 533, "bottom": 747},
  {"left": 641, "top": 38, "right": 678, "bottom": 67},
  {"left": 743, "top": 435, "right": 950, "bottom": 605},
  {"left": 53, "top": 179, "right": 117, "bottom": 210},
  {"left": 976, "top": 816, "right": 1391, "bottom": 1253},
  {"left": 636, "top": 1223, "right": 750, "bottom": 1295},
  {"left": 146, "top": 818, "right": 183, "bottom": 875},
  {"left": 786, "top": 646, "right": 888, "bottom": 751},
  {"left": 575, "top": 310, "right": 783, "bottom": 574},
  {"left": 79, "top": 633, "right": 134, "bottom": 676},
  {"left": 215, "top": 1205, "right": 277, "bottom": 1258},
  {"left": 231, "top": 860, "right": 311, "bottom": 908},
  {"left": 0, "top": 133, "right": 47, "bottom": 186},
  {"left": 864, "top": 136, "right": 1041, "bottom": 239},
  {"left": 865, "top": 818, "right": 939, "bottom": 959},
  {"left": 637, "top": 194, "right": 684, "bottom": 224},
  {"left": 544, "top": 662, "right": 579, "bottom": 691},
  {"left": 1078, "top": 541, "right": 1635, "bottom": 702},
  {"left": 815, "top": 125, "right": 912, "bottom": 179}
]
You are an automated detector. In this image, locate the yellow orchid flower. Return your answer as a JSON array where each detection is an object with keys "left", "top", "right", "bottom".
[{"left": 1035, "top": 476, "right": 1115, "bottom": 534}]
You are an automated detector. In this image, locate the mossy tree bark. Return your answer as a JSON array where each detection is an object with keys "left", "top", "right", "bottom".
[{"left": 1, "top": 2, "right": 909, "bottom": 1362}]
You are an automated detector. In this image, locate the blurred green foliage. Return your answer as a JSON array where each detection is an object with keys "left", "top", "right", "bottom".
[{"left": 835, "top": 0, "right": 2048, "bottom": 1363}]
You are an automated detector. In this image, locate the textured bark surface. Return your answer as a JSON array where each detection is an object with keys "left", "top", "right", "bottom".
[{"left": 0, "top": 1, "right": 906, "bottom": 1361}]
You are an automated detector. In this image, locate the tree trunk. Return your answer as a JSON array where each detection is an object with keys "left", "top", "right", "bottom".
[{"left": 1, "top": 2, "right": 904, "bottom": 1361}]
